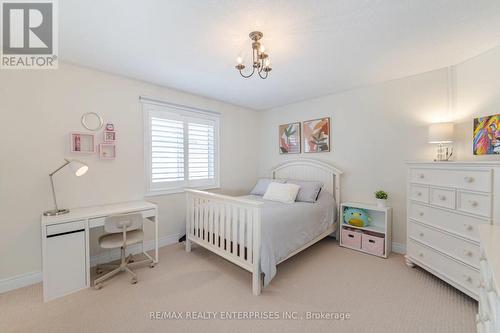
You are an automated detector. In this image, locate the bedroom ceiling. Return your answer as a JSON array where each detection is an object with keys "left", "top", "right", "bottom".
[{"left": 60, "top": 0, "right": 500, "bottom": 110}]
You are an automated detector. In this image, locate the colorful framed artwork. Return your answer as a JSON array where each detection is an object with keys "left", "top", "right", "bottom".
[
  {"left": 279, "top": 122, "right": 301, "bottom": 154},
  {"left": 303, "top": 117, "right": 330, "bottom": 153},
  {"left": 473, "top": 114, "right": 500, "bottom": 155}
]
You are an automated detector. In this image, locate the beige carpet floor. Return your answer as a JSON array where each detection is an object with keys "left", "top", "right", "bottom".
[{"left": 1, "top": 239, "right": 477, "bottom": 333}]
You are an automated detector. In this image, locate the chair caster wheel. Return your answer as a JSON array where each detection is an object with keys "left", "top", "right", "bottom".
[
  {"left": 94, "top": 283, "right": 103, "bottom": 290},
  {"left": 150, "top": 262, "right": 156, "bottom": 268},
  {"left": 131, "top": 277, "right": 138, "bottom": 284}
]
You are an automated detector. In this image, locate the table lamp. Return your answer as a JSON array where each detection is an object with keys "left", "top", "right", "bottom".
[
  {"left": 44, "top": 159, "right": 89, "bottom": 216},
  {"left": 428, "top": 122, "right": 454, "bottom": 161}
]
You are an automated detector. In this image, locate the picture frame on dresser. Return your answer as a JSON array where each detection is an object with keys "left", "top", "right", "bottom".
[{"left": 405, "top": 161, "right": 500, "bottom": 301}]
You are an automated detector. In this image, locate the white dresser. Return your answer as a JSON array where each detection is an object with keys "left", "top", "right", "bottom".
[
  {"left": 477, "top": 225, "right": 500, "bottom": 333},
  {"left": 405, "top": 162, "right": 500, "bottom": 301}
]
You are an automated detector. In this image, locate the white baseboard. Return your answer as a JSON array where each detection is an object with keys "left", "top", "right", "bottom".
[
  {"left": 392, "top": 242, "right": 407, "bottom": 254},
  {"left": 90, "top": 233, "right": 180, "bottom": 267},
  {"left": 0, "top": 233, "right": 181, "bottom": 295},
  {"left": 0, "top": 271, "right": 43, "bottom": 294}
]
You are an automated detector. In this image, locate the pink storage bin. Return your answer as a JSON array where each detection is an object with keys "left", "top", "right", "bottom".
[
  {"left": 342, "top": 228, "right": 362, "bottom": 249},
  {"left": 362, "top": 233, "right": 385, "bottom": 256}
]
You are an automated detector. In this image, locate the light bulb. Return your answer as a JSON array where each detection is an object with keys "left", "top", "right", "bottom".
[
  {"left": 236, "top": 56, "right": 243, "bottom": 64},
  {"left": 265, "top": 59, "right": 270, "bottom": 67},
  {"left": 260, "top": 45, "right": 265, "bottom": 53}
]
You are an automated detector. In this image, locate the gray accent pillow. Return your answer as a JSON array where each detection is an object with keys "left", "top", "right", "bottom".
[
  {"left": 250, "top": 178, "right": 286, "bottom": 196},
  {"left": 286, "top": 179, "right": 324, "bottom": 203}
]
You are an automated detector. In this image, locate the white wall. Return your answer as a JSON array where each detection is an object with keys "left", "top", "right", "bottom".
[
  {"left": 455, "top": 45, "right": 500, "bottom": 159},
  {"left": 0, "top": 63, "right": 259, "bottom": 280}
]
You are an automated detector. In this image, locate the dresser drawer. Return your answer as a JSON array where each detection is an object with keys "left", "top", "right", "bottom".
[
  {"left": 457, "top": 191, "right": 492, "bottom": 218},
  {"left": 408, "top": 239, "right": 479, "bottom": 296},
  {"left": 409, "top": 184, "right": 429, "bottom": 203},
  {"left": 409, "top": 202, "right": 487, "bottom": 242},
  {"left": 410, "top": 168, "right": 492, "bottom": 192},
  {"left": 429, "top": 187, "right": 456, "bottom": 210},
  {"left": 408, "top": 221, "right": 480, "bottom": 268}
]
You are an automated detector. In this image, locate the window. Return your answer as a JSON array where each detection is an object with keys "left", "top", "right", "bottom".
[{"left": 143, "top": 100, "right": 219, "bottom": 195}]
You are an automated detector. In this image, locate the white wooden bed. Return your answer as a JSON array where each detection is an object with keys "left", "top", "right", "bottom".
[{"left": 185, "top": 159, "right": 342, "bottom": 295}]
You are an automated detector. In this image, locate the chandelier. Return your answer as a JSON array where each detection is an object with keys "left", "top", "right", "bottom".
[{"left": 235, "top": 31, "right": 272, "bottom": 79}]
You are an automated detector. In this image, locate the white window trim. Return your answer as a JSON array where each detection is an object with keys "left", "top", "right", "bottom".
[{"left": 142, "top": 98, "right": 220, "bottom": 196}]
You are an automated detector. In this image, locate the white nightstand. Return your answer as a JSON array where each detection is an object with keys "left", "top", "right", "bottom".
[{"left": 339, "top": 202, "right": 392, "bottom": 258}]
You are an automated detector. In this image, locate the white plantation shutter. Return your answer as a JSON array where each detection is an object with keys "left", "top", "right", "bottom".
[
  {"left": 143, "top": 100, "right": 219, "bottom": 195},
  {"left": 188, "top": 120, "right": 215, "bottom": 181},
  {"left": 151, "top": 116, "right": 184, "bottom": 183}
]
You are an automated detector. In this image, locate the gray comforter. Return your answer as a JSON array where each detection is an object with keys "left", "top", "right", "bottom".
[{"left": 239, "top": 192, "right": 336, "bottom": 286}]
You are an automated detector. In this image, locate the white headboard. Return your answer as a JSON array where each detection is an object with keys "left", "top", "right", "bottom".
[{"left": 271, "top": 159, "right": 342, "bottom": 214}]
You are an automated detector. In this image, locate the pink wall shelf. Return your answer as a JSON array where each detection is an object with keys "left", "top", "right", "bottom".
[
  {"left": 103, "top": 130, "right": 116, "bottom": 142},
  {"left": 70, "top": 132, "right": 95, "bottom": 153},
  {"left": 99, "top": 143, "right": 116, "bottom": 160}
]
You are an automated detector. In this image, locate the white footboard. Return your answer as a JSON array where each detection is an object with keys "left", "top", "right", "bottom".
[{"left": 185, "top": 189, "right": 263, "bottom": 295}]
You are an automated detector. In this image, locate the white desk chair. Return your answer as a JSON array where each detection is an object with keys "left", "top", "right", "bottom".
[{"left": 94, "top": 213, "right": 154, "bottom": 289}]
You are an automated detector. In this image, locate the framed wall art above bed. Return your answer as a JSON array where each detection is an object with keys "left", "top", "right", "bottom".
[
  {"left": 279, "top": 122, "right": 301, "bottom": 154},
  {"left": 303, "top": 117, "right": 330, "bottom": 153}
]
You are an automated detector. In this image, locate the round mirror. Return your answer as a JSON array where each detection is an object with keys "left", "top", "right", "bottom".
[{"left": 81, "top": 112, "right": 103, "bottom": 131}]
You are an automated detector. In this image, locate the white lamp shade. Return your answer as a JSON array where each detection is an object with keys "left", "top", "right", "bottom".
[
  {"left": 428, "top": 122, "right": 454, "bottom": 143},
  {"left": 68, "top": 160, "right": 89, "bottom": 176}
]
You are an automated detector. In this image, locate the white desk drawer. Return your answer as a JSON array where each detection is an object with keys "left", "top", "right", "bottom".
[
  {"left": 410, "top": 168, "right": 492, "bottom": 192},
  {"left": 142, "top": 209, "right": 156, "bottom": 219},
  {"left": 409, "top": 184, "right": 429, "bottom": 203},
  {"left": 88, "top": 209, "right": 156, "bottom": 228},
  {"left": 408, "top": 239, "right": 479, "bottom": 296},
  {"left": 408, "top": 221, "right": 480, "bottom": 268},
  {"left": 408, "top": 202, "right": 486, "bottom": 242},
  {"left": 46, "top": 220, "right": 85, "bottom": 236},
  {"left": 88, "top": 217, "right": 105, "bottom": 228},
  {"left": 430, "top": 187, "right": 456, "bottom": 210},
  {"left": 457, "top": 191, "right": 492, "bottom": 218}
]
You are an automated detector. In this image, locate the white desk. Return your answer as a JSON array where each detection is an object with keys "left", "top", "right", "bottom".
[{"left": 41, "top": 200, "right": 158, "bottom": 302}]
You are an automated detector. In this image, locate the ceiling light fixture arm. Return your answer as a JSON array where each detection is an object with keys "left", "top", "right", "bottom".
[{"left": 235, "top": 31, "right": 272, "bottom": 79}]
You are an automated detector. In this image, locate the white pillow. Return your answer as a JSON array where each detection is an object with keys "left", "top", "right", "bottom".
[{"left": 263, "top": 182, "right": 301, "bottom": 204}]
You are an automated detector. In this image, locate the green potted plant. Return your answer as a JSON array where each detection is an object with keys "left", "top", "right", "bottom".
[{"left": 375, "top": 190, "right": 388, "bottom": 208}]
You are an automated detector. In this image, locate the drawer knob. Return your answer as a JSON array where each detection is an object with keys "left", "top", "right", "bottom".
[
  {"left": 464, "top": 250, "right": 473, "bottom": 257},
  {"left": 464, "top": 176, "right": 474, "bottom": 183},
  {"left": 416, "top": 191, "right": 422, "bottom": 196},
  {"left": 419, "top": 232, "right": 424, "bottom": 237},
  {"left": 464, "top": 224, "right": 473, "bottom": 231},
  {"left": 419, "top": 252, "right": 424, "bottom": 258},
  {"left": 419, "top": 174, "right": 425, "bottom": 179},
  {"left": 463, "top": 275, "right": 472, "bottom": 283},
  {"left": 438, "top": 195, "right": 446, "bottom": 201},
  {"left": 418, "top": 211, "right": 424, "bottom": 217},
  {"left": 468, "top": 200, "right": 478, "bottom": 207}
]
